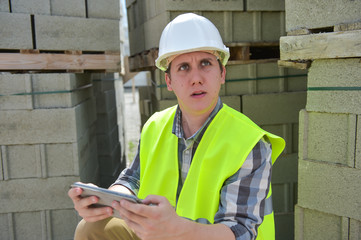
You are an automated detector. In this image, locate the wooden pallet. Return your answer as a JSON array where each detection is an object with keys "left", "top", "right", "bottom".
[
  {"left": 128, "top": 42, "right": 280, "bottom": 72},
  {"left": 0, "top": 49, "right": 121, "bottom": 73},
  {"left": 279, "top": 21, "right": 361, "bottom": 69}
]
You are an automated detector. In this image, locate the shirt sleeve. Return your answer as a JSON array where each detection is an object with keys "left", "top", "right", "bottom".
[
  {"left": 214, "top": 138, "right": 273, "bottom": 240},
  {"left": 111, "top": 141, "right": 141, "bottom": 195}
]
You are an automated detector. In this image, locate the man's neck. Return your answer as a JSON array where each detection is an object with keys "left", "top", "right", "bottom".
[{"left": 181, "top": 109, "right": 212, "bottom": 139}]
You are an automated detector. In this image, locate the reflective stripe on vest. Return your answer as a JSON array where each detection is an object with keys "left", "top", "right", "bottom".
[{"left": 138, "top": 104, "right": 285, "bottom": 239}]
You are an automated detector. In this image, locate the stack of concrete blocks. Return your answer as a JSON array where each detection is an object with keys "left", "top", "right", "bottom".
[
  {"left": 282, "top": 0, "right": 361, "bottom": 239},
  {"left": 0, "top": 0, "right": 123, "bottom": 239},
  {"left": 127, "top": 0, "right": 307, "bottom": 239},
  {"left": 92, "top": 73, "right": 126, "bottom": 188}
]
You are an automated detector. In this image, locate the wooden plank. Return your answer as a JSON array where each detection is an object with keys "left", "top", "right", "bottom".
[
  {"left": 0, "top": 52, "right": 120, "bottom": 71},
  {"left": 277, "top": 60, "right": 311, "bottom": 70},
  {"left": 280, "top": 29, "right": 361, "bottom": 60}
]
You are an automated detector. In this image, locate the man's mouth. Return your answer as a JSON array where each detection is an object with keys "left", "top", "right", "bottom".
[{"left": 192, "top": 91, "right": 206, "bottom": 96}]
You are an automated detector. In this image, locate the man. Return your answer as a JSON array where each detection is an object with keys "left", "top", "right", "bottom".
[{"left": 68, "top": 13, "right": 285, "bottom": 240}]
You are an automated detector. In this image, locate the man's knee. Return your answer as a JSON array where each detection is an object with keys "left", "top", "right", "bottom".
[{"left": 74, "top": 217, "right": 139, "bottom": 240}]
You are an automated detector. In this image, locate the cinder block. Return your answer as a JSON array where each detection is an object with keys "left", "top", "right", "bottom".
[
  {"left": 32, "top": 73, "right": 93, "bottom": 109},
  {"left": 298, "top": 159, "right": 361, "bottom": 222},
  {"left": 95, "top": 89, "right": 116, "bottom": 114},
  {"left": 97, "top": 125, "right": 119, "bottom": 156},
  {"left": 242, "top": 91, "right": 306, "bottom": 125},
  {"left": 225, "top": 64, "right": 256, "bottom": 95},
  {"left": 0, "top": 99, "right": 96, "bottom": 145},
  {"left": 350, "top": 219, "right": 361, "bottom": 240},
  {"left": 285, "top": 0, "right": 361, "bottom": 32},
  {"left": 357, "top": 116, "right": 361, "bottom": 170},
  {"left": 221, "top": 95, "right": 241, "bottom": 112},
  {"left": 272, "top": 153, "right": 298, "bottom": 184},
  {"left": 307, "top": 59, "right": 361, "bottom": 114},
  {"left": 0, "top": 1, "right": 9, "bottom": 12},
  {"left": 87, "top": 0, "right": 120, "bottom": 19},
  {"left": 50, "top": 0, "right": 86, "bottom": 17},
  {"left": 285, "top": 68, "right": 308, "bottom": 92},
  {"left": 274, "top": 213, "right": 294, "bottom": 240},
  {"left": 158, "top": 99, "right": 178, "bottom": 111},
  {"left": 11, "top": 0, "right": 50, "bottom": 14},
  {"left": 295, "top": 205, "right": 349, "bottom": 240},
  {"left": 300, "top": 111, "right": 357, "bottom": 167},
  {"left": 98, "top": 144, "right": 121, "bottom": 175},
  {"left": 96, "top": 107, "right": 118, "bottom": 134},
  {"left": 0, "top": 213, "right": 10, "bottom": 239},
  {"left": 35, "top": 15, "right": 120, "bottom": 51},
  {"left": 247, "top": 0, "right": 284, "bottom": 11},
  {"left": 0, "top": 12, "right": 33, "bottom": 49},
  {"left": 50, "top": 209, "right": 79, "bottom": 239},
  {"left": 0, "top": 74, "right": 33, "bottom": 110},
  {"left": 0, "top": 176, "right": 79, "bottom": 214},
  {"left": 13, "top": 211, "right": 43, "bottom": 240}
]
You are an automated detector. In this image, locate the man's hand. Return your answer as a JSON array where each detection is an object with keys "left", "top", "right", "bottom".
[
  {"left": 68, "top": 183, "right": 113, "bottom": 222},
  {"left": 112, "top": 195, "right": 185, "bottom": 240}
]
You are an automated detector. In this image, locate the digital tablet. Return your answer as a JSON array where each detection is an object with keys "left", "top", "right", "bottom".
[{"left": 71, "top": 182, "right": 142, "bottom": 218}]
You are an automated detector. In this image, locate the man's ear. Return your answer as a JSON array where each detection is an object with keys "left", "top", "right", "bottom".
[
  {"left": 220, "top": 66, "right": 226, "bottom": 84},
  {"left": 165, "top": 73, "right": 173, "bottom": 91}
]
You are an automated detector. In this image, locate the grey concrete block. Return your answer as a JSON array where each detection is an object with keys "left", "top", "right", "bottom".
[
  {"left": 97, "top": 125, "right": 119, "bottom": 156},
  {"left": 295, "top": 205, "right": 350, "bottom": 240},
  {"left": 0, "top": 74, "right": 33, "bottom": 110},
  {"left": 96, "top": 107, "right": 118, "bottom": 133},
  {"left": 247, "top": 0, "right": 284, "bottom": 11},
  {"left": 11, "top": 0, "right": 50, "bottom": 14},
  {"left": 298, "top": 159, "right": 361, "bottom": 222},
  {"left": 307, "top": 59, "right": 361, "bottom": 114},
  {"left": 95, "top": 89, "right": 116, "bottom": 114},
  {"left": 221, "top": 95, "right": 241, "bottom": 112},
  {"left": 0, "top": 99, "right": 96, "bottom": 145},
  {"left": 242, "top": 91, "right": 307, "bottom": 125},
  {"left": 0, "top": 176, "right": 79, "bottom": 214},
  {"left": 32, "top": 73, "right": 93, "bottom": 109},
  {"left": 300, "top": 111, "right": 357, "bottom": 167},
  {"left": 50, "top": 209, "right": 79, "bottom": 239},
  {"left": 274, "top": 213, "right": 294, "bottom": 240},
  {"left": 50, "top": 0, "right": 86, "bottom": 17},
  {"left": 357, "top": 116, "right": 361, "bottom": 170},
  {"left": 98, "top": 144, "right": 121, "bottom": 175},
  {"left": 272, "top": 153, "right": 298, "bottom": 184},
  {"left": 87, "top": 0, "right": 120, "bottom": 19},
  {"left": 285, "top": 0, "right": 361, "bottom": 32},
  {"left": 0, "top": 213, "right": 11, "bottom": 239},
  {"left": 158, "top": 0, "right": 244, "bottom": 12},
  {"left": 0, "top": 0, "right": 9, "bottom": 12},
  {"left": 35, "top": 15, "right": 120, "bottom": 51},
  {"left": 158, "top": 99, "right": 178, "bottom": 111},
  {"left": 350, "top": 219, "right": 361, "bottom": 240},
  {"left": 13, "top": 211, "right": 43, "bottom": 240},
  {"left": 0, "top": 12, "right": 33, "bottom": 49},
  {"left": 225, "top": 64, "right": 256, "bottom": 96}
]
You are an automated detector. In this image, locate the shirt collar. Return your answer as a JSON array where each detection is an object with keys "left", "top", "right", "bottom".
[{"left": 172, "top": 98, "right": 223, "bottom": 140}]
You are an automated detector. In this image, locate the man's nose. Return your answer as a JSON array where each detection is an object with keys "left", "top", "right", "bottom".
[{"left": 190, "top": 68, "right": 204, "bottom": 85}]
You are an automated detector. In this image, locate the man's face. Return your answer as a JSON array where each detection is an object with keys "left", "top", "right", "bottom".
[{"left": 165, "top": 51, "right": 226, "bottom": 117}]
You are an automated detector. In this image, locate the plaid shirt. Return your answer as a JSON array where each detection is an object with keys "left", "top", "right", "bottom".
[{"left": 113, "top": 98, "right": 273, "bottom": 240}]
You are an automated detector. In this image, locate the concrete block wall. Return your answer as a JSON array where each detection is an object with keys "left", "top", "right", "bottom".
[
  {"left": 0, "top": 73, "right": 98, "bottom": 239},
  {"left": 296, "top": 58, "right": 361, "bottom": 240},
  {"left": 285, "top": 0, "right": 361, "bottom": 32},
  {"left": 126, "top": 0, "right": 286, "bottom": 55},
  {"left": 0, "top": 0, "right": 120, "bottom": 51},
  {"left": 92, "top": 73, "right": 126, "bottom": 188},
  {"left": 282, "top": 1, "right": 361, "bottom": 239}
]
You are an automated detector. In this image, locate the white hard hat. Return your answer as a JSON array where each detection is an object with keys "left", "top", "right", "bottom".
[{"left": 155, "top": 13, "right": 230, "bottom": 71}]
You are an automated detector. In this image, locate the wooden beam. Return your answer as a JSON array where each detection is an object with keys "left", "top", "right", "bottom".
[
  {"left": 0, "top": 52, "right": 121, "bottom": 72},
  {"left": 277, "top": 60, "right": 311, "bottom": 70},
  {"left": 280, "top": 29, "right": 361, "bottom": 60}
]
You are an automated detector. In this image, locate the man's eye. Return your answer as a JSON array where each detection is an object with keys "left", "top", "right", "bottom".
[
  {"left": 179, "top": 64, "right": 189, "bottom": 71},
  {"left": 201, "top": 60, "right": 211, "bottom": 66}
]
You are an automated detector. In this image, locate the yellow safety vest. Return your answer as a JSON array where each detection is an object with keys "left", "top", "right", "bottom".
[{"left": 138, "top": 104, "right": 285, "bottom": 239}]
